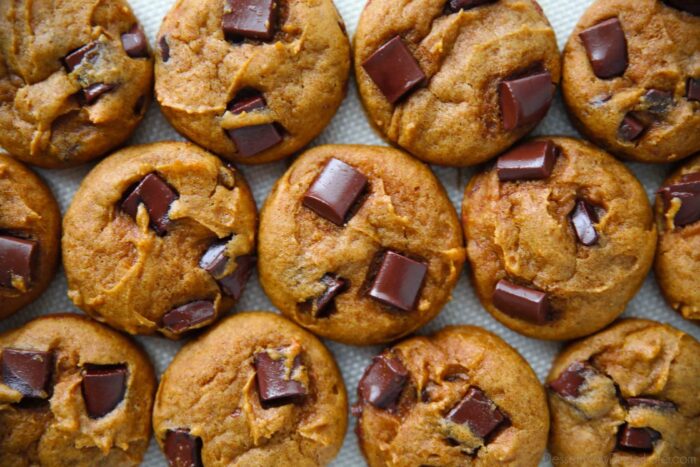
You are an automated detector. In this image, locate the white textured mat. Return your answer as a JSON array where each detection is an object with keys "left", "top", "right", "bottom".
[{"left": 1, "top": 0, "right": 698, "bottom": 465}]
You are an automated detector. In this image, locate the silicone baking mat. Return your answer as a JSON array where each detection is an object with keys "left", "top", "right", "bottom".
[{"left": 1, "top": 0, "right": 698, "bottom": 465}]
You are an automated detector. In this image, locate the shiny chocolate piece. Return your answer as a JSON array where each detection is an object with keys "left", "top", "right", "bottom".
[
  {"left": 358, "top": 354, "right": 408, "bottom": 409},
  {"left": 548, "top": 361, "right": 591, "bottom": 398},
  {"left": 368, "top": 251, "right": 427, "bottom": 311},
  {"left": 165, "top": 429, "right": 203, "bottom": 467},
  {"left": 122, "top": 173, "right": 178, "bottom": 235},
  {"left": 446, "top": 387, "right": 507, "bottom": 440},
  {"left": 617, "top": 424, "right": 661, "bottom": 453},
  {"left": 217, "top": 255, "right": 256, "bottom": 300},
  {"left": 493, "top": 279, "right": 549, "bottom": 324},
  {"left": 657, "top": 174, "right": 700, "bottom": 227},
  {"left": 644, "top": 89, "right": 673, "bottom": 113},
  {"left": 688, "top": 78, "right": 700, "bottom": 101},
  {"left": 663, "top": 0, "right": 700, "bottom": 15},
  {"left": 162, "top": 301, "right": 216, "bottom": 334},
  {"left": 448, "top": 0, "right": 497, "bottom": 11},
  {"left": 63, "top": 42, "right": 98, "bottom": 72},
  {"left": 121, "top": 25, "right": 149, "bottom": 58},
  {"left": 496, "top": 140, "right": 558, "bottom": 181},
  {"left": 362, "top": 36, "right": 426, "bottom": 104},
  {"left": 579, "top": 18, "right": 628, "bottom": 79},
  {"left": 222, "top": 0, "right": 277, "bottom": 41},
  {"left": 1, "top": 349, "right": 53, "bottom": 399},
  {"left": 618, "top": 113, "right": 646, "bottom": 142},
  {"left": 81, "top": 364, "right": 127, "bottom": 418},
  {"left": 199, "top": 240, "right": 229, "bottom": 278},
  {"left": 159, "top": 36, "right": 170, "bottom": 62},
  {"left": 627, "top": 397, "right": 676, "bottom": 411},
  {"left": 226, "top": 91, "right": 283, "bottom": 157},
  {"left": 499, "top": 70, "right": 554, "bottom": 130},
  {"left": 228, "top": 94, "right": 266, "bottom": 114},
  {"left": 82, "top": 83, "right": 116, "bottom": 105},
  {"left": 0, "top": 235, "right": 38, "bottom": 289},
  {"left": 314, "top": 274, "right": 348, "bottom": 317},
  {"left": 254, "top": 349, "right": 307, "bottom": 406},
  {"left": 302, "top": 158, "right": 368, "bottom": 226},
  {"left": 570, "top": 199, "right": 599, "bottom": 246}
]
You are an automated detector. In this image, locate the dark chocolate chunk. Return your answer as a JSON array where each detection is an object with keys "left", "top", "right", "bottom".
[
  {"left": 448, "top": 0, "right": 497, "bottom": 12},
  {"left": 644, "top": 89, "right": 673, "bottom": 113},
  {"left": 358, "top": 354, "right": 408, "bottom": 409},
  {"left": 159, "top": 36, "right": 170, "bottom": 62},
  {"left": 0, "top": 235, "right": 38, "bottom": 289},
  {"left": 579, "top": 18, "right": 628, "bottom": 79},
  {"left": 688, "top": 78, "right": 700, "bottom": 101},
  {"left": 121, "top": 173, "right": 178, "bottom": 235},
  {"left": 493, "top": 279, "right": 549, "bottom": 324},
  {"left": 82, "top": 83, "right": 116, "bottom": 105},
  {"left": 121, "top": 25, "right": 149, "bottom": 58},
  {"left": 217, "top": 255, "right": 256, "bottom": 300},
  {"left": 496, "top": 140, "right": 559, "bottom": 181},
  {"left": 254, "top": 349, "right": 307, "bottom": 407},
  {"left": 302, "top": 158, "right": 368, "bottom": 226},
  {"left": 446, "top": 386, "right": 507, "bottom": 440},
  {"left": 657, "top": 174, "right": 700, "bottom": 227},
  {"left": 663, "top": 0, "right": 700, "bottom": 15},
  {"left": 228, "top": 94, "right": 266, "bottom": 114},
  {"left": 313, "top": 274, "right": 348, "bottom": 317},
  {"left": 626, "top": 397, "right": 676, "bottom": 411},
  {"left": 81, "top": 364, "right": 127, "bottom": 418},
  {"left": 368, "top": 251, "right": 428, "bottom": 312},
  {"left": 570, "top": 200, "right": 599, "bottom": 246},
  {"left": 362, "top": 36, "right": 426, "bottom": 104},
  {"left": 199, "top": 240, "right": 229, "bottom": 278},
  {"left": 1, "top": 349, "right": 53, "bottom": 399},
  {"left": 63, "top": 42, "right": 98, "bottom": 72},
  {"left": 226, "top": 124, "right": 283, "bottom": 158},
  {"left": 547, "top": 361, "right": 590, "bottom": 398},
  {"left": 162, "top": 301, "right": 216, "bottom": 334},
  {"left": 164, "top": 429, "right": 203, "bottom": 467},
  {"left": 618, "top": 113, "right": 646, "bottom": 142},
  {"left": 499, "top": 70, "right": 554, "bottom": 130},
  {"left": 222, "top": 0, "right": 277, "bottom": 41},
  {"left": 617, "top": 424, "right": 661, "bottom": 453}
]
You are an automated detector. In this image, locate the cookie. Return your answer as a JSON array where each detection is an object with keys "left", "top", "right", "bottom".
[
  {"left": 0, "top": 0, "right": 153, "bottom": 169},
  {"left": 654, "top": 156, "right": 700, "bottom": 322},
  {"left": 62, "top": 142, "right": 257, "bottom": 338},
  {"left": 0, "top": 314, "right": 156, "bottom": 466},
  {"left": 546, "top": 319, "right": 700, "bottom": 465},
  {"left": 152, "top": 311, "right": 347, "bottom": 466},
  {"left": 0, "top": 154, "right": 61, "bottom": 320},
  {"left": 354, "top": 325, "right": 549, "bottom": 466},
  {"left": 354, "top": 0, "right": 561, "bottom": 167},
  {"left": 258, "top": 145, "right": 465, "bottom": 345},
  {"left": 462, "top": 137, "right": 656, "bottom": 340},
  {"left": 155, "top": 0, "right": 350, "bottom": 165},
  {"left": 562, "top": 0, "right": 700, "bottom": 164}
]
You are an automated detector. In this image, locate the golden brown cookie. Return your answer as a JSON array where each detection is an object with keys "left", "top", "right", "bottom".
[
  {"left": 0, "top": 0, "right": 153, "bottom": 169},
  {"left": 258, "top": 145, "right": 465, "bottom": 346},
  {"left": 152, "top": 311, "right": 347, "bottom": 466},
  {"left": 155, "top": 0, "right": 350, "bottom": 165},
  {"left": 0, "top": 154, "right": 61, "bottom": 320},
  {"left": 562, "top": 0, "right": 700, "bottom": 164},
  {"left": 0, "top": 314, "right": 156, "bottom": 466},
  {"left": 654, "top": 155, "right": 700, "bottom": 322},
  {"left": 354, "top": 0, "right": 561, "bottom": 167},
  {"left": 462, "top": 137, "right": 656, "bottom": 340},
  {"left": 63, "top": 142, "right": 257, "bottom": 338},
  {"left": 354, "top": 325, "right": 549, "bottom": 466},
  {"left": 546, "top": 319, "right": 700, "bottom": 465}
]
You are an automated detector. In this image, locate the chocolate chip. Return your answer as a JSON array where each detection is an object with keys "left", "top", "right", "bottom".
[
  {"left": 618, "top": 113, "right": 646, "bottom": 142},
  {"left": 570, "top": 200, "right": 599, "bottom": 246},
  {"left": 254, "top": 349, "right": 307, "bottom": 407},
  {"left": 81, "top": 364, "right": 127, "bottom": 418},
  {"left": 218, "top": 255, "right": 256, "bottom": 300},
  {"left": 162, "top": 301, "right": 216, "bottom": 334},
  {"left": 368, "top": 251, "right": 428, "bottom": 312},
  {"left": 226, "top": 124, "right": 283, "bottom": 158},
  {"left": 493, "top": 279, "right": 550, "bottom": 324},
  {"left": 358, "top": 354, "right": 408, "bottom": 409},
  {"left": 445, "top": 387, "right": 507, "bottom": 440},
  {"left": 496, "top": 140, "right": 559, "bottom": 181},
  {"left": 626, "top": 397, "right": 676, "bottom": 411},
  {"left": 63, "top": 42, "right": 98, "bottom": 72},
  {"left": 228, "top": 94, "right": 266, "bottom": 114},
  {"left": 222, "top": 0, "right": 277, "bottom": 41},
  {"left": 121, "top": 173, "right": 178, "bottom": 235},
  {"left": 448, "top": 0, "right": 497, "bottom": 12},
  {"left": 579, "top": 18, "right": 628, "bottom": 79},
  {"left": 0, "top": 235, "right": 38, "bottom": 289},
  {"left": 657, "top": 174, "right": 700, "bottom": 227},
  {"left": 617, "top": 424, "right": 660, "bottom": 453},
  {"left": 547, "top": 361, "right": 591, "bottom": 398},
  {"left": 200, "top": 240, "right": 229, "bottom": 278},
  {"left": 159, "top": 36, "right": 170, "bottom": 62},
  {"left": 362, "top": 35, "right": 426, "bottom": 104},
  {"left": 165, "top": 429, "right": 203, "bottom": 467},
  {"left": 82, "top": 83, "right": 116, "bottom": 105},
  {"left": 687, "top": 78, "right": 700, "bottom": 101},
  {"left": 499, "top": 70, "right": 554, "bottom": 130},
  {"left": 302, "top": 158, "right": 368, "bottom": 226},
  {"left": 313, "top": 274, "right": 348, "bottom": 317},
  {"left": 1, "top": 349, "right": 53, "bottom": 399},
  {"left": 121, "top": 25, "right": 149, "bottom": 58},
  {"left": 663, "top": 0, "right": 700, "bottom": 15},
  {"left": 644, "top": 89, "right": 673, "bottom": 113}
]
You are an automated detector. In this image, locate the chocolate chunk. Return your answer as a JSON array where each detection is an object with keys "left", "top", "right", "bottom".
[
  {"left": 617, "top": 424, "right": 661, "bottom": 453},
  {"left": 222, "top": 0, "right": 277, "bottom": 41},
  {"left": 446, "top": 387, "right": 507, "bottom": 440},
  {"left": 302, "top": 158, "right": 368, "bottom": 226},
  {"left": 570, "top": 200, "right": 599, "bottom": 246},
  {"left": 358, "top": 354, "right": 408, "bottom": 409},
  {"left": 1, "top": 349, "right": 53, "bottom": 399},
  {"left": 0, "top": 235, "right": 38, "bottom": 289},
  {"left": 159, "top": 36, "right": 170, "bottom": 62},
  {"left": 579, "top": 18, "right": 628, "bottom": 79},
  {"left": 547, "top": 361, "right": 591, "bottom": 398},
  {"left": 368, "top": 251, "right": 428, "bottom": 312},
  {"left": 448, "top": 0, "right": 497, "bottom": 12},
  {"left": 63, "top": 42, "right": 98, "bottom": 72},
  {"left": 217, "top": 255, "right": 256, "bottom": 300},
  {"left": 254, "top": 349, "right": 307, "bottom": 407},
  {"left": 644, "top": 89, "right": 673, "bottom": 113},
  {"left": 688, "top": 78, "right": 700, "bottom": 101},
  {"left": 313, "top": 274, "right": 348, "bottom": 317},
  {"left": 121, "top": 173, "right": 178, "bottom": 235},
  {"left": 199, "top": 240, "right": 229, "bottom": 278},
  {"left": 362, "top": 36, "right": 426, "bottom": 104},
  {"left": 227, "top": 124, "right": 283, "bottom": 158},
  {"left": 657, "top": 175, "right": 700, "bottom": 227},
  {"left": 162, "top": 301, "right": 216, "bottom": 334},
  {"left": 121, "top": 25, "right": 149, "bottom": 58},
  {"left": 496, "top": 140, "right": 559, "bottom": 181},
  {"left": 165, "top": 429, "right": 203, "bottom": 467},
  {"left": 82, "top": 83, "right": 116, "bottom": 105},
  {"left": 618, "top": 113, "right": 646, "bottom": 142},
  {"left": 499, "top": 70, "right": 554, "bottom": 130},
  {"left": 626, "top": 397, "right": 676, "bottom": 411},
  {"left": 228, "top": 94, "right": 266, "bottom": 114},
  {"left": 81, "top": 364, "right": 127, "bottom": 418},
  {"left": 663, "top": 0, "right": 700, "bottom": 15},
  {"left": 493, "top": 279, "right": 549, "bottom": 324}
]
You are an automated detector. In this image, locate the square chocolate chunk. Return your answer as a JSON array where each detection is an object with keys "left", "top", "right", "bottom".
[
  {"left": 302, "top": 158, "right": 368, "bottom": 226},
  {"left": 362, "top": 36, "right": 426, "bottom": 104}
]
